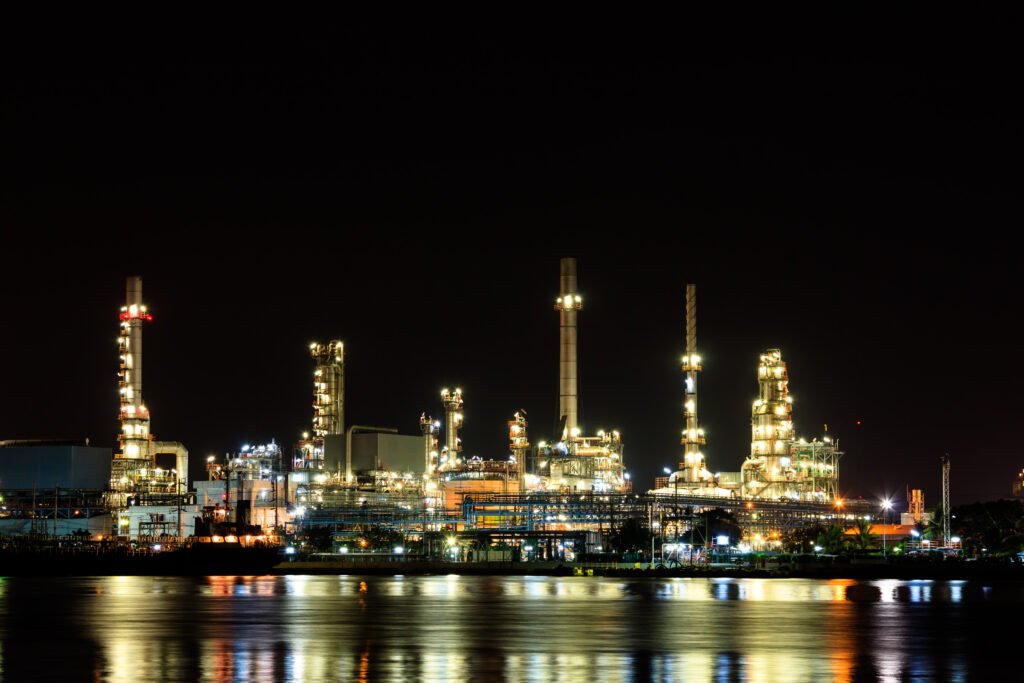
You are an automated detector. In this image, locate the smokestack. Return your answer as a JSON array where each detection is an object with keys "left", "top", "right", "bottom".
[
  {"left": 117, "top": 276, "right": 152, "bottom": 462},
  {"left": 555, "top": 257, "right": 582, "bottom": 438}
]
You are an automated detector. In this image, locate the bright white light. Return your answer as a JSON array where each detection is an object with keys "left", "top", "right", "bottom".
[
  {"left": 340, "top": 547, "right": 349, "bottom": 554},
  {"left": 285, "top": 546, "right": 296, "bottom": 555},
  {"left": 911, "top": 529, "right": 920, "bottom": 538},
  {"left": 716, "top": 535, "right": 729, "bottom": 546},
  {"left": 152, "top": 544, "right": 162, "bottom": 552},
  {"left": 814, "top": 545, "right": 823, "bottom": 553},
  {"left": 663, "top": 467, "right": 672, "bottom": 474},
  {"left": 394, "top": 546, "right": 404, "bottom": 554},
  {"left": 951, "top": 536, "right": 961, "bottom": 543}
]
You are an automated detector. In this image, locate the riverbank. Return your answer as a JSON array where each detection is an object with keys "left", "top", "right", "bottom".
[
  {"left": 271, "top": 558, "right": 1024, "bottom": 581},
  {"left": 0, "top": 540, "right": 282, "bottom": 576}
]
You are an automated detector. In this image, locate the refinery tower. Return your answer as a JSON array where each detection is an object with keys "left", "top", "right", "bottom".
[
  {"left": 544, "top": 257, "right": 626, "bottom": 493},
  {"left": 110, "top": 276, "right": 193, "bottom": 538}
]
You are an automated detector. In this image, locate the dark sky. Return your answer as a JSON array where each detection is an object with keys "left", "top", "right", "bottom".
[{"left": 1, "top": 15, "right": 1018, "bottom": 507}]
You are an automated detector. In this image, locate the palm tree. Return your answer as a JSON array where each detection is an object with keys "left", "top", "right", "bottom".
[
  {"left": 853, "top": 517, "right": 875, "bottom": 551},
  {"left": 816, "top": 524, "right": 846, "bottom": 554}
]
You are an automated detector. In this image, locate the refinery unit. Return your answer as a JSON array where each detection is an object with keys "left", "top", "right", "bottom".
[{"left": 0, "top": 260, "right": 878, "bottom": 555}]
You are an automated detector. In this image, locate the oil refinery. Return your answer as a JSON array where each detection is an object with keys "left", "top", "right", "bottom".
[{"left": 0, "top": 260, "right": 882, "bottom": 559}]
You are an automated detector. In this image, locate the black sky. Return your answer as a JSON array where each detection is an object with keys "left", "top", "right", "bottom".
[{"left": 1, "top": 14, "right": 1018, "bottom": 507}]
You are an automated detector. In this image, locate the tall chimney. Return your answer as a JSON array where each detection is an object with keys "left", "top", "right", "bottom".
[
  {"left": 117, "top": 276, "right": 152, "bottom": 462},
  {"left": 555, "top": 258, "right": 583, "bottom": 438}
]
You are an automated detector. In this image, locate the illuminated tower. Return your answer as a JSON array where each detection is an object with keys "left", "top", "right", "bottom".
[
  {"left": 310, "top": 340, "right": 344, "bottom": 472},
  {"left": 112, "top": 276, "right": 153, "bottom": 491},
  {"left": 745, "top": 349, "right": 795, "bottom": 497},
  {"left": 678, "top": 284, "right": 707, "bottom": 483},
  {"left": 420, "top": 413, "right": 440, "bottom": 477},
  {"left": 555, "top": 258, "right": 582, "bottom": 439},
  {"left": 508, "top": 410, "right": 530, "bottom": 492},
  {"left": 909, "top": 488, "right": 925, "bottom": 524},
  {"left": 440, "top": 388, "right": 463, "bottom": 470}
]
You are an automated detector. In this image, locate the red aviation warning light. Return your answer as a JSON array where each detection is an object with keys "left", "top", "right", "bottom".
[{"left": 119, "top": 304, "right": 153, "bottom": 322}]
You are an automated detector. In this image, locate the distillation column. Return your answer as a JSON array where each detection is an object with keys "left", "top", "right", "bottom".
[
  {"left": 678, "top": 284, "right": 707, "bottom": 483},
  {"left": 420, "top": 413, "right": 439, "bottom": 477},
  {"left": 310, "top": 341, "right": 344, "bottom": 474},
  {"left": 113, "top": 276, "right": 153, "bottom": 491},
  {"left": 555, "top": 258, "right": 583, "bottom": 439},
  {"left": 440, "top": 388, "right": 463, "bottom": 470},
  {"left": 508, "top": 410, "right": 531, "bottom": 493},
  {"left": 742, "top": 349, "right": 795, "bottom": 498}
]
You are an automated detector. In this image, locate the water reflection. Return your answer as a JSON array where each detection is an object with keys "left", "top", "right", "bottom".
[{"left": 0, "top": 575, "right": 1020, "bottom": 681}]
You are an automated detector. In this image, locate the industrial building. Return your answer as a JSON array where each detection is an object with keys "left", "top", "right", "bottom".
[
  {"left": 0, "top": 439, "right": 111, "bottom": 535},
  {"left": 1, "top": 261, "right": 886, "bottom": 557}
]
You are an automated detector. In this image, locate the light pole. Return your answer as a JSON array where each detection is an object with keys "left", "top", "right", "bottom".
[
  {"left": 651, "top": 520, "right": 660, "bottom": 569},
  {"left": 882, "top": 499, "right": 892, "bottom": 559}
]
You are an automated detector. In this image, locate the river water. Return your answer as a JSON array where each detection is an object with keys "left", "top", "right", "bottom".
[{"left": 0, "top": 574, "right": 1017, "bottom": 682}]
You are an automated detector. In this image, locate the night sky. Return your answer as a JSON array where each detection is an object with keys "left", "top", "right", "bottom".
[{"left": 1, "top": 16, "right": 1017, "bottom": 507}]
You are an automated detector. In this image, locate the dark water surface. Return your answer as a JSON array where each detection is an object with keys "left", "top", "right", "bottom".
[{"left": 0, "top": 575, "right": 1019, "bottom": 682}]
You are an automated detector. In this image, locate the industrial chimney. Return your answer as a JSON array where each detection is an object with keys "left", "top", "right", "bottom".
[{"left": 555, "top": 258, "right": 582, "bottom": 439}]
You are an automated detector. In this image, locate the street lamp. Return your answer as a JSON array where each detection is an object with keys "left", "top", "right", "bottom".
[{"left": 881, "top": 499, "right": 892, "bottom": 559}]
